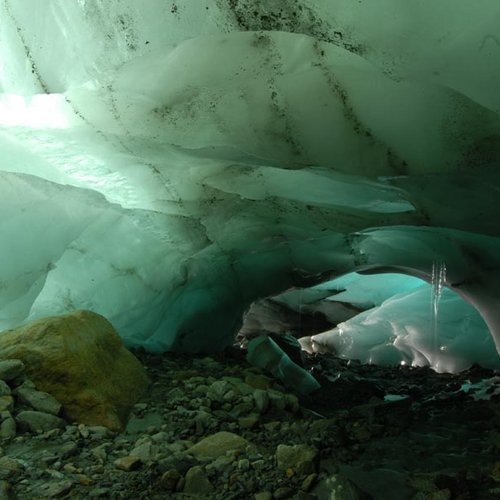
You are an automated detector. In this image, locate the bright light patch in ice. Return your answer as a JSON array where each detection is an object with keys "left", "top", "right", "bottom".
[{"left": 0, "top": 94, "right": 69, "bottom": 129}]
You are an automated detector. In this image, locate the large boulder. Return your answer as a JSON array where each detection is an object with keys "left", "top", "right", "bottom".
[{"left": 0, "top": 311, "right": 149, "bottom": 431}]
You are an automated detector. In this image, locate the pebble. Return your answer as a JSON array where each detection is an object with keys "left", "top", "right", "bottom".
[
  {"left": 113, "top": 455, "right": 142, "bottom": 471},
  {"left": 0, "top": 397, "right": 13, "bottom": 413},
  {"left": 0, "top": 480, "right": 11, "bottom": 499},
  {"left": 183, "top": 465, "right": 214, "bottom": 494},
  {"left": 16, "top": 410, "right": 65, "bottom": 433},
  {"left": 159, "top": 469, "right": 181, "bottom": 492},
  {"left": 187, "top": 431, "right": 249, "bottom": 459},
  {"left": 254, "top": 492, "right": 273, "bottom": 500},
  {"left": 302, "top": 472, "right": 318, "bottom": 491},
  {"left": 0, "top": 416, "right": 15, "bottom": 439},
  {"left": 130, "top": 441, "right": 156, "bottom": 462},
  {"left": 253, "top": 389, "right": 269, "bottom": 413},
  {"left": 0, "top": 457, "right": 22, "bottom": 479},
  {"left": 276, "top": 444, "right": 318, "bottom": 475},
  {"left": 36, "top": 479, "right": 73, "bottom": 498},
  {"left": 0, "top": 382, "right": 11, "bottom": 397},
  {"left": 15, "top": 388, "right": 61, "bottom": 415},
  {"left": 0, "top": 350, "right": 492, "bottom": 500},
  {"left": 89, "top": 487, "right": 110, "bottom": 498},
  {"left": 273, "top": 486, "right": 294, "bottom": 499}
]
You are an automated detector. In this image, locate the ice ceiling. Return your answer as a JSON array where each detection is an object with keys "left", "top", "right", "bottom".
[{"left": 1, "top": 0, "right": 500, "bottom": 371}]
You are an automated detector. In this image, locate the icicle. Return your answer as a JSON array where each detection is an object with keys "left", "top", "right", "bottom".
[{"left": 431, "top": 261, "right": 447, "bottom": 352}]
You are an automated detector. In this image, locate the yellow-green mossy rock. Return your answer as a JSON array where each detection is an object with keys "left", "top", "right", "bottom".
[{"left": 0, "top": 310, "right": 149, "bottom": 431}]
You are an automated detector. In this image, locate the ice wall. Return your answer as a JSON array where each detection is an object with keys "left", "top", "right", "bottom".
[
  {"left": 299, "top": 273, "right": 500, "bottom": 372},
  {"left": 0, "top": 0, "right": 500, "bottom": 365}
]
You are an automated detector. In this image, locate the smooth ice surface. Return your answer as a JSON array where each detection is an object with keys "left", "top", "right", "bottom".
[
  {"left": 0, "top": 1, "right": 500, "bottom": 368},
  {"left": 307, "top": 277, "right": 500, "bottom": 372}
]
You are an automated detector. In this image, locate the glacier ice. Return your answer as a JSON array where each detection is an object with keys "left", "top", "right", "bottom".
[
  {"left": 0, "top": 0, "right": 499, "bottom": 370},
  {"left": 301, "top": 273, "right": 500, "bottom": 372}
]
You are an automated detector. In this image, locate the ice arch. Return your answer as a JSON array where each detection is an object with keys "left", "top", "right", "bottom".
[
  {"left": 288, "top": 270, "right": 500, "bottom": 373},
  {"left": 0, "top": 1, "right": 499, "bottom": 367}
]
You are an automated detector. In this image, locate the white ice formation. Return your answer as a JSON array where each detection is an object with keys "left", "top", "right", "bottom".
[
  {"left": 0, "top": 1, "right": 499, "bottom": 370},
  {"left": 297, "top": 273, "right": 500, "bottom": 373}
]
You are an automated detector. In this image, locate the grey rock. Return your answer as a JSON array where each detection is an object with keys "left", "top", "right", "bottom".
[
  {"left": 276, "top": 444, "right": 318, "bottom": 475},
  {"left": 0, "top": 398, "right": 13, "bottom": 414},
  {"left": 230, "top": 402, "right": 254, "bottom": 418},
  {"left": 114, "top": 455, "right": 142, "bottom": 471},
  {"left": 130, "top": 441, "right": 157, "bottom": 462},
  {"left": 295, "top": 493, "right": 317, "bottom": 500},
  {"left": 302, "top": 473, "right": 318, "bottom": 492},
  {"left": 205, "top": 455, "right": 234, "bottom": 475},
  {"left": 274, "top": 486, "right": 294, "bottom": 500},
  {"left": 239, "top": 413, "right": 260, "bottom": 429},
  {"left": 187, "top": 431, "right": 249, "bottom": 459},
  {"left": 13, "top": 379, "right": 35, "bottom": 391},
  {"left": 238, "top": 458, "right": 250, "bottom": 471},
  {"left": 91, "top": 443, "right": 111, "bottom": 462},
  {"left": 77, "top": 423, "right": 90, "bottom": 438},
  {"left": 183, "top": 465, "right": 214, "bottom": 495},
  {"left": 159, "top": 453, "right": 197, "bottom": 476},
  {"left": 16, "top": 410, "right": 65, "bottom": 433},
  {"left": 0, "top": 417, "right": 16, "bottom": 439},
  {"left": 58, "top": 441, "right": 79, "bottom": 459},
  {"left": 151, "top": 431, "right": 169, "bottom": 443},
  {"left": 159, "top": 469, "right": 181, "bottom": 492},
  {"left": 16, "top": 387, "right": 61, "bottom": 416},
  {"left": 253, "top": 389, "right": 269, "bottom": 413},
  {"left": 268, "top": 390, "right": 287, "bottom": 411},
  {"left": 0, "top": 383, "right": 10, "bottom": 398},
  {"left": 251, "top": 459, "right": 265, "bottom": 470},
  {"left": 209, "top": 380, "right": 232, "bottom": 400},
  {"left": 254, "top": 493, "right": 273, "bottom": 500},
  {"left": 36, "top": 479, "right": 73, "bottom": 498},
  {"left": 285, "top": 393, "right": 300, "bottom": 413},
  {"left": 0, "top": 480, "right": 11, "bottom": 500},
  {"left": 0, "top": 360, "right": 24, "bottom": 381},
  {"left": 88, "top": 426, "right": 112, "bottom": 439},
  {"left": 313, "top": 474, "right": 363, "bottom": 500},
  {"left": 89, "top": 488, "right": 110, "bottom": 498},
  {"left": 231, "top": 379, "right": 254, "bottom": 396},
  {"left": 0, "top": 457, "right": 22, "bottom": 480}
]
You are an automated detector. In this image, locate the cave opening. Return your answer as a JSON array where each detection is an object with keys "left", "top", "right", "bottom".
[{"left": 237, "top": 269, "right": 500, "bottom": 374}]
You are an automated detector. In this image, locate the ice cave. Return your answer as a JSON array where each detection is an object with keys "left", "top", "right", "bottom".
[
  {"left": 0, "top": 1, "right": 500, "bottom": 498},
  {"left": 1, "top": 0, "right": 499, "bottom": 372}
]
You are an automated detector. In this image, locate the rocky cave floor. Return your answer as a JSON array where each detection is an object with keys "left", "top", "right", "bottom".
[{"left": 0, "top": 349, "right": 499, "bottom": 499}]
